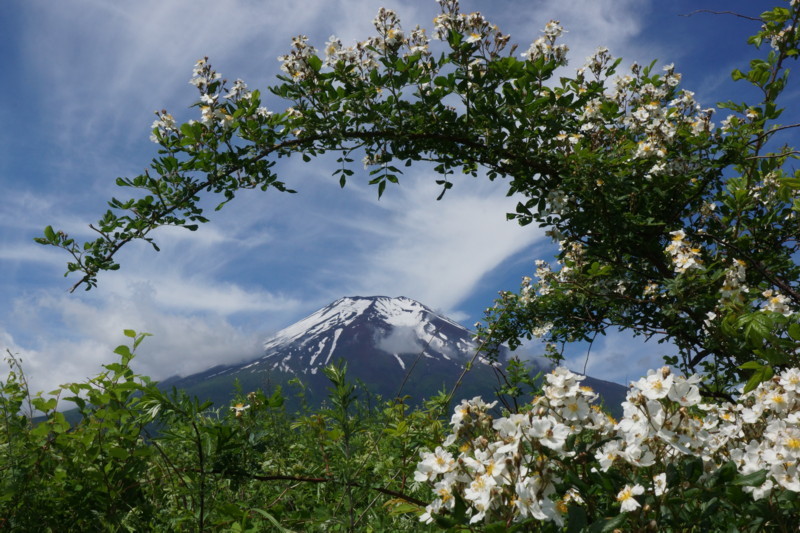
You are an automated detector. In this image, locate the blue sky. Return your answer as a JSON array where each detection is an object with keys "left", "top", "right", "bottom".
[{"left": 0, "top": 0, "right": 782, "bottom": 394}]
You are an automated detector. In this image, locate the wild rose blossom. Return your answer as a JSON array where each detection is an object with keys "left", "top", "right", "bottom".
[{"left": 416, "top": 365, "right": 800, "bottom": 525}]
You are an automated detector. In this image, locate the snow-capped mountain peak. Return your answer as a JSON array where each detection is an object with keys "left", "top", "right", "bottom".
[
  {"left": 255, "top": 296, "right": 478, "bottom": 375},
  {"left": 159, "top": 295, "right": 627, "bottom": 414}
]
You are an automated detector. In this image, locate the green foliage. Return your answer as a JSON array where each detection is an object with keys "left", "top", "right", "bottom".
[{"left": 0, "top": 336, "right": 450, "bottom": 531}]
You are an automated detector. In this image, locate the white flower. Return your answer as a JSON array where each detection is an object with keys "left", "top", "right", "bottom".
[
  {"left": 255, "top": 107, "right": 273, "bottom": 119},
  {"left": 771, "top": 463, "right": 800, "bottom": 492},
  {"left": 231, "top": 403, "right": 250, "bottom": 417},
  {"left": 415, "top": 446, "right": 456, "bottom": 482},
  {"left": 653, "top": 473, "right": 667, "bottom": 496},
  {"left": 559, "top": 396, "right": 591, "bottom": 421},
  {"left": 595, "top": 440, "right": 621, "bottom": 471},
  {"left": 779, "top": 368, "right": 800, "bottom": 393},
  {"left": 420, "top": 477, "right": 457, "bottom": 523},
  {"left": 323, "top": 35, "right": 342, "bottom": 65},
  {"left": 493, "top": 413, "right": 529, "bottom": 443},
  {"left": 668, "top": 374, "right": 702, "bottom": 406},
  {"left": 632, "top": 107, "right": 649, "bottom": 122},
  {"left": 634, "top": 367, "right": 674, "bottom": 400},
  {"left": 465, "top": 32, "right": 482, "bottom": 43},
  {"left": 761, "top": 289, "right": 794, "bottom": 316},
  {"left": 464, "top": 474, "right": 496, "bottom": 522},
  {"left": 150, "top": 112, "right": 177, "bottom": 143},
  {"left": 224, "top": 79, "right": 251, "bottom": 101},
  {"left": 744, "top": 479, "right": 774, "bottom": 500},
  {"left": 616, "top": 484, "right": 644, "bottom": 512},
  {"left": 542, "top": 20, "right": 564, "bottom": 38},
  {"left": 529, "top": 416, "right": 571, "bottom": 451}
]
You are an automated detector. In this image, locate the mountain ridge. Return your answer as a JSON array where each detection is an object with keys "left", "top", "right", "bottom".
[{"left": 159, "top": 295, "right": 627, "bottom": 414}]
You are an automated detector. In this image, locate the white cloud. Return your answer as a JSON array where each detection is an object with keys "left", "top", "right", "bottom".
[
  {"left": 0, "top": 286, "right": 298, "bottom": 396},
  {"left": 340, "top": 175, "right": 546, "bottom": 314},
  {"left": 495, "top": 0, "right": 652, "bottom": 64},
  {"left": 16, "top": 0, "right": 428, "bottom": 155}
]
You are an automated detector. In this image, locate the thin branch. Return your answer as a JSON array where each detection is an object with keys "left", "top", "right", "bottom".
[
  {"left": 745, "top": 151, "right": 800, "bottom": 160},
  {"left": 679, "top": 9, "right": 762, "bottom": 23},
  {"left": 748, "top": 123, "right": 800, "bottom": 147},
  {"left": 209, "top": 470, "right": 429, "bottom": 507}
]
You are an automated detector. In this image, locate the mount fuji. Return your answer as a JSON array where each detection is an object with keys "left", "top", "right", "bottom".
[{"left": 159, "top": 296, "right": 627, "bottom": 412}]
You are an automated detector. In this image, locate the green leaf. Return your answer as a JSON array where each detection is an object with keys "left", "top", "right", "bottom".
[
  {"left": 566, "top": 504, "right": 588, "bottom": 533},
  {"left": 738, "top": 361, "right": 763, "bottom": 370},
  {"left": 114, "top": 345, "right": 132, "bottom": 360},
  {"left": 249, "top": 509, "right": 297, "bottom": 533},
  {"left": 133, "top": 332, "right": 151, "bottom": 350},
  {"left": 180, "top": 122, "right": 198, "bottom": 140},
  {"left": 107, "top": 447, "right": 129, "bottom": 460},
  {"left": 485, "top": 522, "right": 511, "bottom": 533},
  {"left": 43, "top": 225, "right": 56, "bottom": 242},
  {"left": 31, "top": 397, "right": 58, "bottom": 412},
  {"left": 589, "top": 512, "right": 628, "bottom": 532},
  {"left": 761, "top": 7, "right": 790, "bottom": 23},
  {"left": 733, "top": 469, "right": 767, "bottom": 487},
  {"left": 742, "top": 363, "right": 773, "bottom": 393}
]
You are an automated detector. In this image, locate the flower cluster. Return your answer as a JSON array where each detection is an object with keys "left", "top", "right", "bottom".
[
  {"left": 150, "top": 110, "right": 177, "bottom": 143},
  {"left": 223, "top": 79, "right": 251, "bottom": 102},
  {"left": 665, "top": 229, "right": 703, "bottom": 273},
  {"left": 416, "top": 368, "right": 611, "bottom": 525},
  {"left": 278, "top": 35, "right": 317, "bottom": 82},
  {"left": 432, "top": 0, "right": 509, "bottom": 55},
  {"left": 724, "top": 369, "right": 800, "bottom": 497},
  {"left": 416, "top": 364, "right": 800, "bottom": 527},
  {"left": 568, "top": 52, "right": 718, "bottom": 181},
  {"left": 188, "top": 57, "right": 221, "bottom": 90},
  {"left": 719, "top": 259, "right": 749, "bottom": 305},
  {"left": 199, "top": 93, "right": 233, "bottom": 129},
  {"left": 169, "top": 59, "right": 273, "bottom": 141},
  {"left": 761, "top": 289, "right": 795, "bottom": 316},
  {"left": 521, "top": 20, "right": 568, "bottom": 66}
]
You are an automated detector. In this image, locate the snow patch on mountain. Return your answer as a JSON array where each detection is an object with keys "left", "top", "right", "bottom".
[
  {"left": 264, "top": 297, "right": 373, "bottom": 349},
  {"left": 325, "top": 328, "right": 343, "bottom": 366}
]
